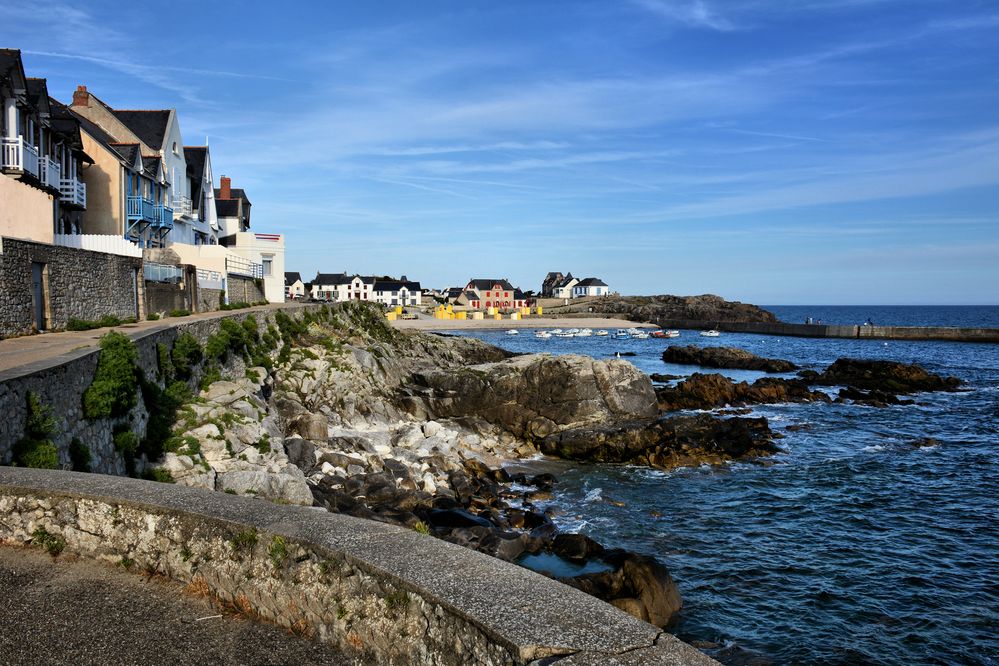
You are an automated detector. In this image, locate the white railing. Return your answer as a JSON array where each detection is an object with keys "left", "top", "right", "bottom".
[
  {"left": 1, "top": 136, "right": 39, "bottom": 176},
  {"left": 40, "top": 156, "right": 61, "bottom": 188},
  {"left": 53, "top": 234, "right": 143, "bottom": 258},
  {"left": 59, "top": 178, "right": 87, "bottom": 208},
  {"left": 172, "top": 195, "right": 192, "bottom": 218},
  {"left": 197, "top": 268, "right": 224, "bottom": 290}
]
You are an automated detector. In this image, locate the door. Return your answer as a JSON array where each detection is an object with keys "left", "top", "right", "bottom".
[{"left": 31, "top": 262, "right": 46, "bottom": 330}]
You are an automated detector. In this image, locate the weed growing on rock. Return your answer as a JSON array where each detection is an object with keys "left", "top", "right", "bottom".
[
  {"left": 142, "top": 468, "right": 174, "bottom": 483},
  {"left": 118, "top": 557, "right": 135, "bottom": 569},
  {"left": 12, "top": 393, "right": 60, "bottom": 469},
  {"left": 413, "top": 521, "right": 431, "bottom": 536},
  {"left": 255, "top": 433, "right": 271, "bottom": 454},
  {"left": 82, "top": 331, "right": 139, "bottom": 419},
  {"left": 383, "top": 590, "right": 410, "bottom": 610},
  {"left": 230, "top": 529, "right": 258, "bottom": 552},
  {"left": 31, "top": 527, "right": 65, "bottom": 556},
  {"left": 268, "top": 536, "right": 288, "bottom": 569}
]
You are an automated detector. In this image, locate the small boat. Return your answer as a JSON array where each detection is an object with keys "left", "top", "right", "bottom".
[
  {"left": 506, "top": 329, "right": 519, "bottom": 335},
  {"left": 534, "top": 330, "right": 552, "bottom": 339},
  {"left": 576, "top": 328, "right": 593, "bottom": 337},
  {"left": 650, "top": 330, "right": 668, "bottom": 339},
  {"left": 631, "top": 332, "right": 650, "bottom": 340},
  {"left": 665, "top": 330, "right": 681, "bottom": 338},
  {"left": 555, "top": 330, "right": 575, "bottom": 338},
  {"left": 595, "top": 330, "right": 609, "bottom": 337},
  {"left": 700, "top": 330, "right": 720, "bottom": 337},
  {"left": 551, "top": 328, "right": 564, "bottom": 334},
  {"left": 614, "top": 328, "right": 630, "bottom": 338}
]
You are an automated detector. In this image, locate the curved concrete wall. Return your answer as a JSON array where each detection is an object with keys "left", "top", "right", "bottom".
[{"left": 0, "top": 467, "right": 715, "bottom": 665}]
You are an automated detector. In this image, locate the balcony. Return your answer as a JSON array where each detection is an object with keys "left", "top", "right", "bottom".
[
  {"left": 171, "top": 195, "right": 192, "bottom": 218},
  {"left": 155, "top": 204, "right": 174, "bottom": 230},
  {"left": 126, "top": 195, "right": 156, "bottom": 224},
  {"left": 1, "top": 136, "right": 39, "bottom": 176},
  {"left": 39, "top": 156, "right": 61, "bottom": 189},
  {"left": 59, "top": 178, "right": 87, "bottom": 208}
]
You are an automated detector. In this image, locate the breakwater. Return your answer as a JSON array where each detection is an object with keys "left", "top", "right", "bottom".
[{"left": 554, "top": 313, "right": 999, "bottom": 343}]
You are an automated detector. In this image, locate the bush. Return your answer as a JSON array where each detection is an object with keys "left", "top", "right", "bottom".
[
  {"left": 67, "top": 315, "right": 124, "bottom": 331},
  {"left": 142, "top": 468, "right": 174, "bottom": 483},
  {"left": 171, "top": 333, "right": 203, "bottom": 380},
  {"left": 147, "top": 312, "right": 161, "bottom": 321},
  {"left": 69, "top": 438, "right": 91, "bottom": 473},
  {"left": 169, "top": 309, "right": 191, "bottom": 318},
  {"left": 82, "top": 331, "right": 138, "bottom": 419},
  {"left": 12, "top": 393, "right": 60, "bottom": 469}
]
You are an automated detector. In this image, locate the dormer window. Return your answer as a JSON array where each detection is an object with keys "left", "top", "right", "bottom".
[{"left": 172, "top": 141, "right": 178, "bottom": 155}]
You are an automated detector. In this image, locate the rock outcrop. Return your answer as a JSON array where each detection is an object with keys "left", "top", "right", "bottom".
[
  {"left": 656, "top": 373, "right": 830, "bottom": 411},
  {"left": 404, "top": 354, "right": 659, "bottom": 440},
  {"left": 586, "top": 294, "right": 777, "bottom": 325},
  {"left": 662, "top": 345, "right": 798, "bottom": 373},
  {"left": 541, "top": 414, "right": 777, "bottom": 469},
  {"left": 801, "top": 358, "right": 961, "bottom": 393}
]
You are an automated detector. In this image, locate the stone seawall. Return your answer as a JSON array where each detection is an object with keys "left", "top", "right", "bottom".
[
  {"left": 556, "top": 312, "right": 999, "bottom": 343},
  {"left": 0, "top": 467, "right": 716, "bottom": 665},
  {"left": 0, "top": 304, "right": 321, "bottom": 474},
  {"left": 0, "top": 236, "right": 144, "bottom": 338},
  {"left": 227, "top": 275, "right": 266, "bottom": 304}
]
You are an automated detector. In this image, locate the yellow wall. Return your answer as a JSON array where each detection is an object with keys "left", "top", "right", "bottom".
[
  {"left": 0, "top": 176, "right": 54, "bottom": 244},
  {"left": 78, "top": 131, "right": 123, "bottom": 236}
]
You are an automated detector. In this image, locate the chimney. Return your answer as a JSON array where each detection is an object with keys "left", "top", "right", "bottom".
[
  {"left": 219, "top": 175, "right": 231, "bottom": 199},
  {"left": 72, "top": 85, "right": 89, "bottom": 107}
]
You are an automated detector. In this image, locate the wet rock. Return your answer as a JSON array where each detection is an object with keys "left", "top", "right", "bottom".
[
  {"left": 656, "top": 373, "right": 831, "bottom": 411},
  {"left": 836, "top": 386, "right": 915, "bottom": 407},
  {"left": 649, "top": 373, "right": 684, "bottom": 383},
  {"left": 542, "top": 414, "right": 777, "bottom": 469},
  {"left": 806, "top": 358, "right": 961, "bottom": 393},
  {"left": 663, "top": 345, "right": 798, "bottom": 373}
]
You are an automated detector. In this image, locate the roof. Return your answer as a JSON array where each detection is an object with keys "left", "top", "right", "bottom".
[
  {"left": 468, "top": 279, "right": 515, "bottom": 291},
  {"left": 314, "top": 273, "right": 350, "bottom": 286},
  {"left": 110, "top": 143, "right": 141, "bottom": 168},
  {"left": 141, "top": 156, "right": 162, "bottom": 180},
  {"left": 0, "top": 49, "right": 27, "bottom": 91},
  {"left": 374, "top": 280, "right": 421, "bottom": 292},
  {"left": 184, "top": 146, "right": 207, "bottom": 179},
  {"left": 284, "top": 272, "right": 302, "bottom": 285},
  {"left": 556, "top": 274, "right": 579, "bottom": 289},
  {"left": 25, "top": 78, "right": 51, "bottom": 116},
  {"left": 513, "top": 289, "right": 526, "bottom": 299},
  {"left": 446, "top": 287, "right": 464, "bottom": 299},
  {"left": 229, "top": 188, "right": 251, "bottom": 206},
  {"left": 70, "top": 107, "right": 122, "bottom": 154},
  {"left": 215, "top": 199, "right": 240, "bottom": 217},
  {"left": 576, "top": 277, "right": 608, "bottom": 287},
  {"left": 465, "top": 291, "right": 480, "bottom": 301},
  {"left": 111, "top": 109, "right": 171, "bottom": 150},
  {"left": 47, "top": 98, "right": 91, "bottom": 161}
]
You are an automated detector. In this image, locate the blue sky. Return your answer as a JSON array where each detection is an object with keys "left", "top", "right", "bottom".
[{"left": 6, "top": 1, "right": 998, "bottom": 304}]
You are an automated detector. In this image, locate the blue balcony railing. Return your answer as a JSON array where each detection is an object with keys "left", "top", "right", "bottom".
[
  {"left": 126, "top": 195, "right": 156, "bottom": 223},
  {"left": 154, "top": 205, "right": 174, "bottom": 230}
]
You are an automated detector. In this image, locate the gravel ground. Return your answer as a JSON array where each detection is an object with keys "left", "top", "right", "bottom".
[{"left": 0, "top": 545, "right": 360, "bottom": 666}]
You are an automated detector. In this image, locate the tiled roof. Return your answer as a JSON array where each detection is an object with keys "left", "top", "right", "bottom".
[
  {"left": 576, "top": 277, "right": 608, "bottom": 287},
  {"left": 25, "top": 78, "right": 51, "bottom": 115},
  {"left": 468, "top": 279, "right": 515, "bottom": 291},
  {"left": 141, "top": 156, "right": 162, "bottom": 180},
  {"left": 374, "top": 280, "right": 421, "bottom": 292},
  {"left": 112, "top": 109, "right": 171, "bottom": 150},
  {"left": 0, "top": 49, "right": 27, "bottom": 90},
  {"left": 314, "top": 273, "right": 350, "bottom": 286},
  {"left": 284, "top": 271, "right": 302, "bottom": 285}
]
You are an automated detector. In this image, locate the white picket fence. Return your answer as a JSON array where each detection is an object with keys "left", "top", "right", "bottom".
[{"left": 53, "top": 234, "right": 143, "bottom": 258}]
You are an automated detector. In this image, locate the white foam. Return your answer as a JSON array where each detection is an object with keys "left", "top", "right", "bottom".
[{"left": 583, "top": 487, "right": 603, "bottom": 502}]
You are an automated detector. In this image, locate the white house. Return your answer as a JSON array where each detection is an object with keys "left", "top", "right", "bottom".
[
  {"left": 284, "top": 271, "right": 305, "bottom": 299},
  {"left": 373, "top": 278, "right": 421, "bottom": 307},
  {"left": 572, "top": 277, "right": 610, "bottom": 298},
  {"left": 552, "top": 274, "right": 579, "bottom": 299}
]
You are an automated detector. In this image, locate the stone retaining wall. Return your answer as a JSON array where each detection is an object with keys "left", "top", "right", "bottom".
[
  {"left": 0, "top": 467, "right": 715, "bottom": 665},
  {"left": 0, "top": 236, "right": 144, "bottom": 338},
  {"left": 0, "top": 304, "right": 320, "bottom": 474},
  {"left": 227, "top": 275, "right": 266, "bottom": 305}
]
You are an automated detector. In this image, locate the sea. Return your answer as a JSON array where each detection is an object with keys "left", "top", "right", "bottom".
[{"left": 448, "top": 306, "right": 999, "bottom": 665}]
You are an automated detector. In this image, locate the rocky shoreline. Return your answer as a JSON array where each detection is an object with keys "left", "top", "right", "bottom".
[{"left": 143, "top": 305, "right": 962, "bottom": 631}]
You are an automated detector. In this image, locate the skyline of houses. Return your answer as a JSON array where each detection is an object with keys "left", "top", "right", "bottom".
[{"left": 1, "top": 48, "right": 287, "bottom": 321}]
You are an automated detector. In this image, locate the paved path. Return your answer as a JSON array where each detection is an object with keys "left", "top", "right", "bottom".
[
  {"left": 0, "top": 545, "right": 357, "bottom": 666},
  {"left": 0, "top": 303, "right": 309, "bottom": 377}
]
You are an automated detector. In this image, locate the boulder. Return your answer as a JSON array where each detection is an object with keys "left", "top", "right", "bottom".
[
  {"left": 662, "top": 345, "right": 798, "bottom": 373},
  {"left": 656, "top": 373, "right": 830, "bottom": 411},
  {"left": 284, "top": 437, "right": 317, "bottom": 472},
  {"left": 542, "top": 414, "right": 777, "bottom": 469},
  {"left": 805, "top": 358, "right": 961, "bottom": 393},
  {"left": 216, "top": 468, "right": 314, "bottom": 505},
  {"left": 408, "top": 354, "right": 658, "bottom": 438},
  {"left": 289, "top": 412, "right": 329, "bottom": 441}
]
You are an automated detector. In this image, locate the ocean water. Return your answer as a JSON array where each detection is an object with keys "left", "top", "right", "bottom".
[
  {"left": 448, "top": 308, "right": 999, "bottom": 665},
  {"left": 766, "top": 304, "right": 999, "bottom": 329}
]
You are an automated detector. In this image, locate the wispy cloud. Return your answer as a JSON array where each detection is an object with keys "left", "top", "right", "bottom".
[{"left": 631, "top": 0, "right": 739, "bottom": 31}]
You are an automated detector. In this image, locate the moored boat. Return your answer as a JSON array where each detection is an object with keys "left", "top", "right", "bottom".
[
  {"left": 700, "top": 329, "right": 721, "bottom": 337},
  {"left": 506, "top": 329, "right": 519, "bottom": 335},
  {"left": 595, "top": 330, "right": 609, "bottom": 337}
]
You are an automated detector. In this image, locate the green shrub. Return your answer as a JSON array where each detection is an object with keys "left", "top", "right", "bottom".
[
  {"left": 199, "top": 365, "right": 222, "bottom": 391},
  {"left": 113, "top": 429, "right": 139, "bottom": 455},
  {"left": 142, "top": 468, "right": 174, "bottom": 483},
  {"left": 32, "top": 527, "right": 65, "bottom": 556},
  {"left": 156, "top": 343, "right": 174, "bottom": 382},
  {"left": 268, "top": 536, "right": 287, "bottom": 568},
  {"left": 69, "top": 438, "right": 91, "bottom": 473},
  {"left": 169, "top": 309, "right": 191, "bottom": 318},
  {"left": 147, "top": 312, "right": 161, "bottom": 321},
  {"left": 82, "top": 331, "right": 138, "bottom": 419},
  {"left": 12, "top": 393, "right": 60, "bottom": 469},
  {"left": 66, "top": 315, "right": 125, "bottom": 331},
  {"left": 171, "top": 333, "right": 203, "bottom": 380},
  {"left": 230, "top": 529, "right": 258, "bottom": 552}
]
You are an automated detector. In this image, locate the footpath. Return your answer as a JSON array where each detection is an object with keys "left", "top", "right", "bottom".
[
  {"left": 0, "top": 302, "right": 311, "bottom": 378},
  {"left": 0, "top": 545, "right": 355, "bottom": 666}
]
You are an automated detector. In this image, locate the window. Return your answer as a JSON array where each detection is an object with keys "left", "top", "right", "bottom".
[
  {"left": 172, "top": 142, "right": 178, "bottom": 155},
  {"left": 505, "top": 292, "right": 509, "bottom": 297},
  {"left": 262, "top": 256, "right": 273, "bottom": 277}
]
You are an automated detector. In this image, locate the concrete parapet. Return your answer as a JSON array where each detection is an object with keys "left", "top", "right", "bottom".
[{"left": 0, "top": 467, "right": 716, "bottom": 665}]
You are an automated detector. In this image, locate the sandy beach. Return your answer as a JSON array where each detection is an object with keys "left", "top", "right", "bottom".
[{"left": 390, "top": 316, "right": 653, "bottom": 331}]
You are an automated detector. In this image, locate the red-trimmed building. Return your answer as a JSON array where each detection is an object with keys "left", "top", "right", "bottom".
[{"left": 464, "top": 278, "right": 528, "bottom": 310}]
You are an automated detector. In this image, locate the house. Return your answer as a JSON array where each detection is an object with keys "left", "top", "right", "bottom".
[
  {"left": 551, "top": 274, "right": 579, "bottom": 299},
  {"left": 2, "top": 52, "right": 90, "bottom": 244},
  {"left": 464, "top": 279, "right": 528, "bottom": 310},
  {"left": 373, "top": 277, "right": 421, "bottom": 307},
  {"left": 215, "top": 175, "right": 250, "bottom": 244},
  {"left": 284, "top": 271, "right": 305, "bottom": 299},
  {"left": 541, "top": 271, "right": 564, "bottom": 298},
  {"left": 184, "top": 146, "right": 218, "bottom": 245},
  {"left": 311, "top": 272, "right": 350, "bottom": 301},
  {"left": 572, "top": 277, "right": 610, "bottom": 298}
]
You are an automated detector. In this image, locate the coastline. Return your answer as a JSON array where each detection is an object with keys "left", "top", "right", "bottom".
[{"left": 390, "top": 316, "right": 654, "bottom": 331}]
